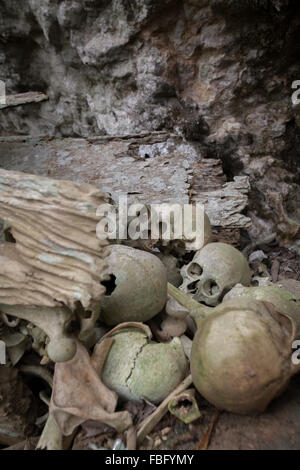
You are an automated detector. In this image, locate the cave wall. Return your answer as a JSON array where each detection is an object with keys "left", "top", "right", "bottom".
[{"left": 0, "top": 0, "right": 299, "bottom": 248}]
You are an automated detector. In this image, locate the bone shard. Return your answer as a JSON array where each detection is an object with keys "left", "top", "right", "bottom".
[{"left": 0, "top": 169, "right": 109, "bottom": 309}]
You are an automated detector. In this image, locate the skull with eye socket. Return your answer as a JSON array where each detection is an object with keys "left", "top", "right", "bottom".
[{"left": 180, "top": 243, "right": 252, "bottom": 306}]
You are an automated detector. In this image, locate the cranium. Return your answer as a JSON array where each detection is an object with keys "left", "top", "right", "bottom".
[
  {"left": 101, "top": 322, "right": 188, "bottom": 404},
  {"left": 101, "top": 245, "right": 167, "bottom": 325},
  {"left": 180, "top": 242, "right": 251, "bottom": 306},
  {"left": 168, "top": 283, "right": 300, "bottom": 415}
]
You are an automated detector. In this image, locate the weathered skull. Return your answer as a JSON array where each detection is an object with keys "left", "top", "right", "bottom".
[
  {"left": 168, "top": 282, "right": 300, "bottom": 415},
  {"left": 101, "top": 245, "right": 168, "bottom": 325},
  {"left": 101, "top": 323, "right": 188, "bottom": 404},
  {"left": 180, "top": 242, "right": 251, "bottom": 306}
]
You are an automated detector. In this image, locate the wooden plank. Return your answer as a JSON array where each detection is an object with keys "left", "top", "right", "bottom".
[
  {"left": 0, "top": 134, "right": 193, "bottom": 205},
  {"left": 0, "top": 135, "right": 251, "bottom": 236},
  {"left": 190, "top": 158, "right": 250, "bottom": 245},
  {"left": 0, "top": 92, "right": 48, "bottom": 110}
]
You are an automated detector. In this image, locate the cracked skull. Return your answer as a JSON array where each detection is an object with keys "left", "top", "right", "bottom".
[
  {"left": 101, "top": 324, "right": 188, "bottom": 404},
  {"left": 180, "top": 242, "right": 251, "bottom": 306}
]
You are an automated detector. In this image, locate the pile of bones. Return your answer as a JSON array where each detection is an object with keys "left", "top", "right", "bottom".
[{"left": 0, "top": 169, "right": 299, "bottom": 450}]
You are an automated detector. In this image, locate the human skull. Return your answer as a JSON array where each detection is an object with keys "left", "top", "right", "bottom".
[
  {"left": 180, "top": 242, "right": 251, "bottom": 306},
  {"left": 101, "top": 245, "right": 168, "bottom": 325},
  {"left": 101, "top": 324, "right": 188, "bottom": 403},
  {"left": 190, "top": 295, "right": 300, "bottom": 414},
  {"left": 168, "top": 283, "right": 300, "bottom": 415}
]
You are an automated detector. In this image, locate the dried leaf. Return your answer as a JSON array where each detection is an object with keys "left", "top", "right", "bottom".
[{"left": 50, "top": 340, "right": 132, "bottom": 436}]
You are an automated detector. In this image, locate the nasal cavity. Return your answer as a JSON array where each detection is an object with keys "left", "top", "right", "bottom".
[
  {"left": 203, "top": 279, "right": 219, "bottom": 296},
  {"left": 187, "top": 280, "right": 199, "bottom": 294}
]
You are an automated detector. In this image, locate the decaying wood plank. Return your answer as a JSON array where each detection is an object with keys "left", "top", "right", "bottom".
[
  {"left": 192, "top": 176, "right": 250, "bottom": 227},
  {"left": 0, "top": 136, "right": 193, "bottom": 205},
  {"left": 0, "top": 92, "right": 48, "bottom": 110},
  {"left": 190, "top": 158, "right": 226, "bottom": 190},
  {"left": 0, "top": 169, "right": 109, "bottom": 310},
  {"left": 190, "top": 158, "right": 251, "bottom": 244},
  {"left": 212, "top": 227, "right": 241, "bottom": 246},
  {"left": 87, "top": 130, "right": 173, "bottom": 144},
  {"left": 0, "top": 135, "right": 251, "bottom": 240}
]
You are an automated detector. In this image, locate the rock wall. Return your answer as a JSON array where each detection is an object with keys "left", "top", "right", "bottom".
[{"left": 0, "top": 0, "right": 299, "bottom": 247}]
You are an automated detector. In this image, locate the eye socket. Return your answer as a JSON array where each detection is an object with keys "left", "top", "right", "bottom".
[
  {"left": 187, "top": 262, "right": 203, "bottom": 277},
  {"left": 101, "top": 274, "right": 117, "bottom": 296}
]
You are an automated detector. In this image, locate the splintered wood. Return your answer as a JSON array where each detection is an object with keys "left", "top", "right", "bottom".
[
  {"left": 190, "top": 158, "right": 250, "bottom": 244},
  {"left": 0, "top": 169, "right": 109, "bottom": 310},
  {"left": 0, "top": 92, "right": 48, "bottom": 110},
  {"left": 0, "top": 133, "right": 251, "bottom": 244}
]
